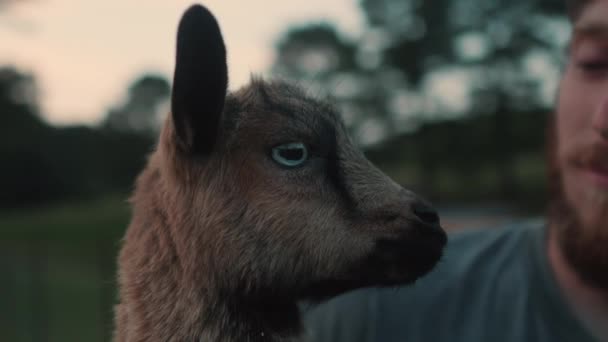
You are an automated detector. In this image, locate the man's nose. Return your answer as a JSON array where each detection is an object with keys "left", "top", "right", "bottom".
[{"left": 592, "top": 96, "right": 608, "bottom": 140}]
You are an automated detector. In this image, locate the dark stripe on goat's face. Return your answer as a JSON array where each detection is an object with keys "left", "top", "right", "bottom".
[
  {"left": 265, "top": 101, "right": 358, "bottom": 212},
  {"left": 325, "top": 133, "right": 358, "bottom": 213},
  {"left": 220, "top": 79, "right": 358, "bottom": 213}
]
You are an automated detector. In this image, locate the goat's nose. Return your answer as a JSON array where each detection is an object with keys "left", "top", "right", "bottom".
[{"left": 412, "top": 201, "right": 440, "bottom": 226}]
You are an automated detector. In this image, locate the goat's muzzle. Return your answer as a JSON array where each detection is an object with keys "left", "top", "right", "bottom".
[{"left": 368, "top": 198, "right": 447, "bottom": 286}]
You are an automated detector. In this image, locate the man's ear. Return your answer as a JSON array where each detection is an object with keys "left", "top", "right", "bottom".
[{"left": 171, "top": 4, "right": 228, "bottom": 154}]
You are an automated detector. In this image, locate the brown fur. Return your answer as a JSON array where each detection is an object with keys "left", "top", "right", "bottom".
[{"left": 114, "top": 5, "right": 445, "bottom": 342}]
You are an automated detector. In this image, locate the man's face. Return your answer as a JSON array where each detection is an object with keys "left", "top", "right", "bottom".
[{"left": 553, "top": 0, "right": 608, "bottom": 288}]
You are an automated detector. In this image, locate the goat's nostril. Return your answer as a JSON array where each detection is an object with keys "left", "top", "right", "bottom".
[
  {"left": 385, "top": 213, "right": 400, "bottom": 223},
  {"left": 412, "top": 203, "right": 440, "bottom": 226}
]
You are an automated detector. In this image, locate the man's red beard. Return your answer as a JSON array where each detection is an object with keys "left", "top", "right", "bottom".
[{"left": 547, "top": 117, "right": 608, "bottom": 290}]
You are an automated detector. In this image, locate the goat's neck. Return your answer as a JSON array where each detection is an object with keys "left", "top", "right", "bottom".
[
  {"left": 201, "top": 296, "right": 302, "bottom": 342},
  {"left": 151, "top": 262, "right": 303, "bottom": 341},
  {"left": 123, "top": 166, "right": 304, "bottom": 341},
  {"left": 122, "top": 225, "right": 303, "bottom": 341},
  {"left": 149, "top": 208, "right": 302, "bottom": 340}
]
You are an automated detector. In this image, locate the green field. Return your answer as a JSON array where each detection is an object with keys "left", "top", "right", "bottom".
[{"left": 0, "top": 195, "right": 130, "bottom": 342}]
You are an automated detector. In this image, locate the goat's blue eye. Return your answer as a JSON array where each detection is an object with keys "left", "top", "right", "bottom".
[{"left": 271, "top": 142, "right": 309, "bottom": 168}]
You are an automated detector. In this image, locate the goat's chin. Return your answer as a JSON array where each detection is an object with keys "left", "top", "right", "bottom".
[
  {"left": 301, "top": 224, "right": 446, "bottom": 302},
  {"left": 301, "top": 264, "right": 436, "bottom": 303},
  {"left": 374, "top": 229, "right": 446, "bottom": 279}
]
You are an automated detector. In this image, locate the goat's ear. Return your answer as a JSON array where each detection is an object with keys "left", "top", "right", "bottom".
[{"left": 172, "top": 5, "right": 228, "bottom": 154}]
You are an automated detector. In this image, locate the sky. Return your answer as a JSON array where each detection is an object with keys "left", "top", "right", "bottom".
[{"left": 0, "top": 0, "right": 365, "bottom": 125}]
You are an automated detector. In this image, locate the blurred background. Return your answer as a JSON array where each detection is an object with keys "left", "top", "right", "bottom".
[{"left": 0, "top": 0, "right": 570, "bottom": 340}]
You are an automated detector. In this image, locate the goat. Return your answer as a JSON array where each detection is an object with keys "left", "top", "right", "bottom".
[{"left": 114, "top": 4, "right": 446, "bottom": 342}]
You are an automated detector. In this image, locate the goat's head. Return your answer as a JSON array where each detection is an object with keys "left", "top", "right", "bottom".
[{"left": 159, "top": 4, "right": 446, "bottom": 302}]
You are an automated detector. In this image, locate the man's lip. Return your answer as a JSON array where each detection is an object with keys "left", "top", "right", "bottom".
[{"left": 579, "top": 164, "right": 608, "bottom": 188}]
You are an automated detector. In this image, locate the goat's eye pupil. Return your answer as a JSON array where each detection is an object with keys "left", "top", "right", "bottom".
[
  {"left": 280, "top": 148, "right": 303, "bottom": 160},
  {"left": 271, "top": 142, "right": 309, "bottom": 168}
]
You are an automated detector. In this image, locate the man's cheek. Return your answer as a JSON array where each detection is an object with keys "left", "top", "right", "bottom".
[
  {"left": 562, "top": 169, "right": 586, "bottom": 215},
  {"left": 564, "top": 168, "right": 608, "bottom": 229}
]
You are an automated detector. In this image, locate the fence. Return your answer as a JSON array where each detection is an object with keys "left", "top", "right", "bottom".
[{"left": 1, "top": 237, "right": 120, "bottom": 342}]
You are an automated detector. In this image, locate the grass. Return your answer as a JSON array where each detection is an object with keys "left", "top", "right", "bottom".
[{"left": 0, "top": 195, "right": 130, "bottom": 342}]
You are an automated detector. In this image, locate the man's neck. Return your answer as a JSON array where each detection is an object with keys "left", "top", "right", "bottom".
[{"left": 547, "top": 229, "right": 608, "bottom": 340}]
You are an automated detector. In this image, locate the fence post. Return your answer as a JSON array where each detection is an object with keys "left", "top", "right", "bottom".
[
  {"left": 99, "top": 240, "right": 116, "bottom": 342},
  {"left": 30, "top": 240, "right": 48, "bottom": 342}
]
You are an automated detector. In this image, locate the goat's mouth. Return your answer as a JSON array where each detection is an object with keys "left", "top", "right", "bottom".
[
  {"left": 302, "top": 222, "right": 446, "bottom": 301},
  {"left": 356, "top": 219, "right": 446, "bottom": 284},
  {"left": 370, "top": 221, "right": 447, "bottom": 286}
]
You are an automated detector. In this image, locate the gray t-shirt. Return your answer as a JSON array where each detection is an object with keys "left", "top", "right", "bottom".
[{"left": 303, "top": 221, "right": 597, "bottom": 342}]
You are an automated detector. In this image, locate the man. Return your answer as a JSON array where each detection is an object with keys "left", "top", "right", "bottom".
[{"left": 303, "top": 0, "right": 608, "bottom": 341}]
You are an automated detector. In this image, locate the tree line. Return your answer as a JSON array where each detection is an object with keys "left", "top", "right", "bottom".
[
  {"left": 0, "top": 0, "right": 569, "bottom": 209},
  {"left": 0, "top": 67, "right": 166, "bottom": 208}
]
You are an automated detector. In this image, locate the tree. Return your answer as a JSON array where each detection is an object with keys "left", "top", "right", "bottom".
[
  {"left": 0, "top": 67, "right": 157, "bottom": 208},
  {"left": 272, "top": 0, "right": 568, "bottom": 203},
  {"left": 273, "top": 23, "right": 405, "bottom": 145},
  {"left": 0, "top": 67, "right": 61, "bottom": 207},
  {"left": 273, "top": 0, "right": 568, "bottom": 134},
  {"left": 0, "top": 0, "right": 18, "bottom": 10},
  {"left": 103, "top": 74, "right": 170, "bottom": 136},
  {"left": 0, "top": 0, "right": 36, "bottom": 11}
]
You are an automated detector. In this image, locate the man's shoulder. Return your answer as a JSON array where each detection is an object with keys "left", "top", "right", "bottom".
[
  {"left": 385, "top": 219, "right": 545, "bottom": 300},
  {"left": 448, "top": 218, "right": 543, "bottom": 252},
  {"left": 440, "top": 218, "right": 544, "bottom": 275},
  {"left": 409, "top": 219, "right": 544, "bottom": 299},
  {"left": 303, "top": 220, "right": 546, "bottom": 342}
]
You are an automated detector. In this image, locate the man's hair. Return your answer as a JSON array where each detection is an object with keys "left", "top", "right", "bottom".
[{"left": 566, "top": 0, "right": 591, "bottom": 21}]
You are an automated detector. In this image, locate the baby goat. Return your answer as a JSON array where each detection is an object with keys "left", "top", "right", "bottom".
[{"left": 114, "top": 4, "right": 446, "bottom": 342}]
